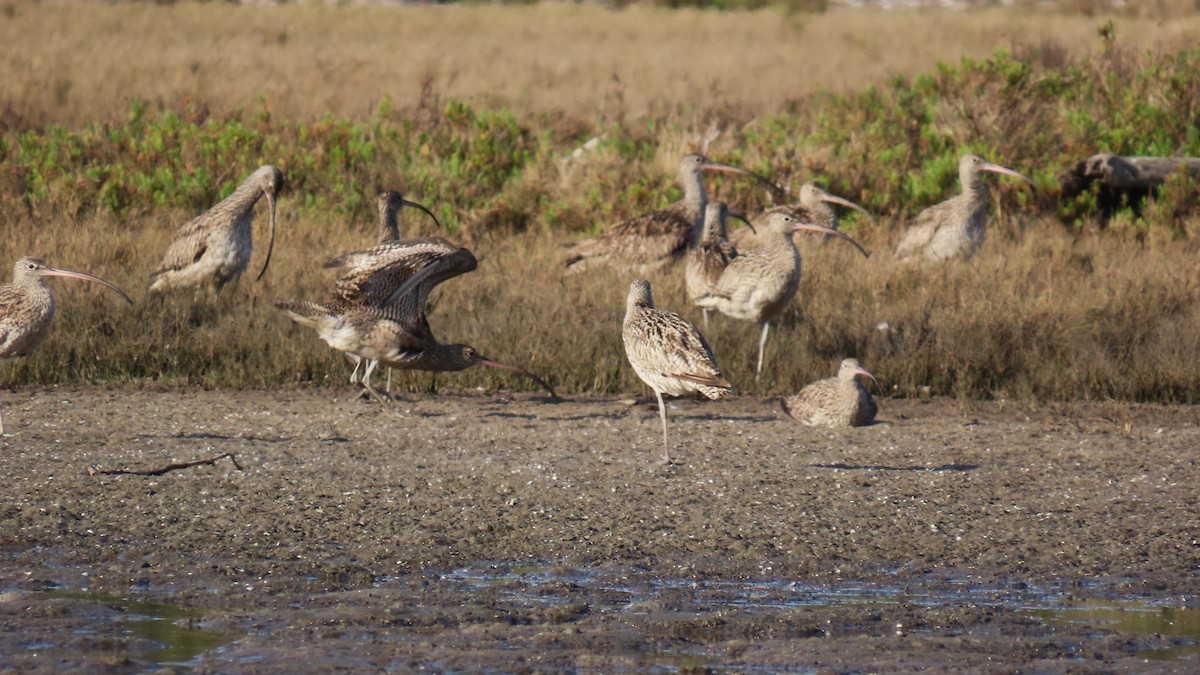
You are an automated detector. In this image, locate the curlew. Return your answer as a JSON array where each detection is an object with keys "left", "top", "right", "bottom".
[
  {"left": 684, "top": 200, "right": 739, "bottom": 328},
  {"left": 0, "top": 257, "right": 133, "bottom": 434},
  {"left": 780, "top": 358, "right": 879, "bottom": 428},
  {"left": 564, "top": 154, "right": 773, "bottom": 275},
  {"left": 342, "top": 190, "right": 442, "bottom": 386},
  {"left": 374, "top": 189, "right": 442, "bottom": 244},
  {"left": 622, "top": 278, "right": 732, "bottom": 464},
  {"left": 732, "top": 181, "right": 874, "bottom": 249},
  {"left": 149, "top": 165, "right": 284, "bottom": 295},
  {"left": 281, "top": 239, "right": 556, "bottom": 402},
  {"left": 696, "top": 212, "right": 868, "bottom": 383},
  {"left": 894, "top": 153, "right": 1036, "bottom": 263}
]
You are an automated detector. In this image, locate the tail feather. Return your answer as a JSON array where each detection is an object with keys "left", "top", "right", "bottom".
[{"left": 276, "top": 299, "right": 331, "bottom": 328}]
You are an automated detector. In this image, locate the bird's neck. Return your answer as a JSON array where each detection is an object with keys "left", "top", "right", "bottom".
[
  {"left": 219, "top": 178, "right": 266, "bottom": 215},
  {"left": 681, "top": 172, "right": 707, "bottom": 222},
  {"left": 379, "top": 208, "right": 400, "bottom": 242}
]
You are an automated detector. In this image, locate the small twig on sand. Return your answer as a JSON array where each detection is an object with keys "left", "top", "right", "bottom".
[{"left": 87, "top": 452, "right": 243, "bottom": 477}]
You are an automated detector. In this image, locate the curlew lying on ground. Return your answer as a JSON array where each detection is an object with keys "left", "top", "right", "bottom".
[{"left": 780, "top": 358, "right": 879, "bottom": 428}]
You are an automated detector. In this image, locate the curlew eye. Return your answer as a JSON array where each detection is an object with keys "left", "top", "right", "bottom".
[{"left": 26, "top": 263, "right": 36, "bottom": 269}]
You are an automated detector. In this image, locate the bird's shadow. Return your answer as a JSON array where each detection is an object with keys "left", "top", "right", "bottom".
[{"left": 811, "top": 462, "right": 979, "bottom": 473}]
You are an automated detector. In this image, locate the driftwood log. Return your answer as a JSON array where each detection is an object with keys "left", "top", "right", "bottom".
[{"left": 1060, "top": 154, "right": 1200, "bottom": 200}]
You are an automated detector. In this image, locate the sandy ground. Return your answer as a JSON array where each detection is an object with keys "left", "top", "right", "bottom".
[{"left": 0, "top": 386, "right": 1198, "bottom": 672}]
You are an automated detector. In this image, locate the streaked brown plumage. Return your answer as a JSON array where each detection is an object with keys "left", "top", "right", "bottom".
[
  {"left": 564, "top": 154, "right": 768, "bottom": 275},
  {"left": 340, "top": 190, "right": 443, "bottom": 386},
  {"left": 281, "top": 240, "right": 555, "bottom": 401},
  {"left": 0, "top": 257, "right": 133, "bottom": 434},
  {"left": 894, "top": 153, "right": 1036, "bottom": 263},
  {"left": 781, "top": 358, "right": 879, "bottom": 427},
  {"left": 684, "top": 201, "right": 737, "bottom": 327},
  {"left": 732, "top": 181, "right": 874, "bottom": 249},
  {"left": 622, "top": 278, "right": 731, "bottom": 464},
  {"left": 697, "top": 212, "right": 869, "bottom": 382},
  {"left": 149, "top": 165, "right": 284, "bottom": 295}
]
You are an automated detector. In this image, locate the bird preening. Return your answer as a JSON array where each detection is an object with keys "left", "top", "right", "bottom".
[
  {"left": 0, "top": 257, "right": 133, "bottom": 434},
  {"left": 149, "top": 165, "right": 284, "bottom": 296}
]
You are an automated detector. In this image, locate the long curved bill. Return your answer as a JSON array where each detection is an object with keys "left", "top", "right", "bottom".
[
  {"left": 791, "top": 222, "right": 870, "bottom": 258},
  {"left": 255, "top": 189, "right": 278, "bottom": 282},
  {"left": 45, "top": 268, "right": 134, "bottom": 304},
  {"left": 981, "top": 162, "right": 1038, "bottom": 191},
  {"left": 726, "top": 210, "right": 756, "bottom": 234},
  {"left": 401, "top": 198, "right": 442, "bottom": 231},
  {"left": 480, "top": 357, "right": 560, "bottom": 401},
  {"left": 852, "top": 365, "right": 881, "bottom": 392},
  {"left": 702, "top": 161, "right": 785, "bottom": 196},
  {"left": 820, "top": 193, "right": 877, "bottom": 226}
]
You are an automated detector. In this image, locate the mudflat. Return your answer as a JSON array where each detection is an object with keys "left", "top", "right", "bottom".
[{"left": 1, "top": 387, "right": 1198, "bottom": 671}]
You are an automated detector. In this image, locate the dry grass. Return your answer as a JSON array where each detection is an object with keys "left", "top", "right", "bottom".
[
  {"left": 2, "top": 3, "right": 1199, "bottom": 402},
  {"left": 3, "top": 4, "right": 1199, "bottom": 128}
]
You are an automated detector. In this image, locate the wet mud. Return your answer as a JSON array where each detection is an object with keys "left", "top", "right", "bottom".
[{"left": 1, "top": 387, "right": 1198, "bottom": 671}]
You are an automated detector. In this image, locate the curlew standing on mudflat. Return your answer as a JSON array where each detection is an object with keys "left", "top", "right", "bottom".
[
  {"left": 0, "top": 257, "right": 133, "bottom": 434},
  {"left": 732, "top": 181, "right": 874, "bottom": 249},
  {"left": 894, "top": 153, "right": 1036, "bottom": 263},
  {"left": 149, "top": 165, "right": 284, "bottom": 295},
  {"left": 622, "top": 278, "right": 732, "bottom": 464},
  {"left": 281, "top": 239, "right": 556, "bottom": 402},
  {"left": 564, "top": 154, "right": 773, "bottom": 275},
  {"left": 697, "top": 212, "right": 869, "bottom": 383},
  {"left": 780, "top": 358, "right": 879, "bottom": 428}
]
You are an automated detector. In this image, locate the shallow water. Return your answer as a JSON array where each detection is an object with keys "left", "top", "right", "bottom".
[{"left": 6, "top": 561, "right": 1198, "bottom": 670}]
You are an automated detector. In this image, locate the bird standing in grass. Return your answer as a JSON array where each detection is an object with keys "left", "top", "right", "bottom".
[
  {"left": 731, "top": 181, "right": 874, "bottom": 249},
  {"left": 564, "top": 154, "right": 774, "bottom": 275},
  {"left": 149, "top": 165, "right": 284, "bottom": 296},
  {"left": 685, "top": 200, "right": 739, "bottom": 328},
  {"left": 780, "top": 358, "right": 879, "bottom": 428},
  {"left": 697, "top": 212, "right": 869, "bottom": 383},
  {"left": 894, "top": 153, "right": 1036, "bottom": 263},
  {"left": 622, "top": 278, "right": 731, "bottom": 464},
  {"left": 0, "top": 257, "right": 133, "bottom": 434}
]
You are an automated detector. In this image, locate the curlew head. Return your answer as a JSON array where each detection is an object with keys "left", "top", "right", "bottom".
[
  {"left": 679, "top": 154, "right": 782, "bottom": 194},
  {"left": 378, "top": 189, "right": 442, "bottom": 240},
  {"left": 959, "top": 153, "right": 1037, "bottom": 194},
  {"left": 627, "top": 278, "right": 654, "bottom": 312},
  {"left": 799, "top": 182, "right": 876, "bottom": 226},
  {"left": 838, "top": 358, "right": 880, "bottom": 391},
  {"left": 14, "top": 257, "right": 133, "bottom": 304},
  {"left": 765, "top": 213, "right": 870, "bottom": 258},
  {"left": 452, "top": 345, "right": 560, "bottom": 399},
  {"left": 254, "top": 165, "right": 285, "bottom": 282}
]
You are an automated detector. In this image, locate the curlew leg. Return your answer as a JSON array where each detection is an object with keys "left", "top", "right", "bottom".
[
  {"left": 360, "top": 359, "right": 391, "bottom": 404},
  {"left": 755, "top": 322, "right": 771, "bottom": 382},
  {"left": 653, "top": 389, "right": 671, "bottom": 464},
  {"left": 347, "top": 354, "right": 363, "bottom": 385},
  {"left": 701, "top": 308, "right": 709, "bottom": 328}
]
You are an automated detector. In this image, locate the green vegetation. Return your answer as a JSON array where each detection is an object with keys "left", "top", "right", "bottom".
[{"left": 1, "top": 39, "right": 1198, "bottom": 403}]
